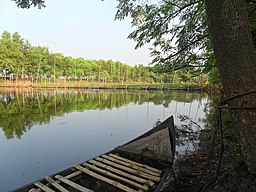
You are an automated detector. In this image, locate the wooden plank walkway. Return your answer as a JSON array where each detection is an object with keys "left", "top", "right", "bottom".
[{"left": 30, "top": 153, "right": 163, "bottom": 192}]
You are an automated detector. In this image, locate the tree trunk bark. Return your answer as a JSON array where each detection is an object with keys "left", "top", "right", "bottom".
[{"left": 205, "top": 0, "right": 256, "bottom": 173}]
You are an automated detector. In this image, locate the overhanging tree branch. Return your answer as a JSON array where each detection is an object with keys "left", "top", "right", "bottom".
[{"left": 161, "top": 34, "right": 209, "bottom": 62}]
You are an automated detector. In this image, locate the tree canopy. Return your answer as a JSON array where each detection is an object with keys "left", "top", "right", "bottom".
[
  {"left": 0, "top": 30, "right": 202, "bottom": 84},
  {"left": 115, "top": 0, "right": 211, "bottom": 72}
]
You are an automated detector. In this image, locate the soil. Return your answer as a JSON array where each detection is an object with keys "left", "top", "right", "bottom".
[{"left": 161, "top": 124, "right": 256, "bottom": 192}]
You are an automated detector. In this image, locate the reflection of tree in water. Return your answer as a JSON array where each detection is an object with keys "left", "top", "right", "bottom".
[
  {"left": 174, "top": 93, "right": 219, "bottom": 155},
  {"left": 0, "top": 89, "right": 206, "bottom": 139},
  {"left": 175, "top": 115, "right": 203, "bottom": 155}
]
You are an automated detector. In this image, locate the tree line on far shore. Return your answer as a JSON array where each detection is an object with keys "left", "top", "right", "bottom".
[{"left": 0, "top": 30, "right": 210, "bottom": 85}]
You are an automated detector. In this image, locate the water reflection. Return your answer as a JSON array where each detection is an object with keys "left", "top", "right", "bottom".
[
  {"left": 0, "top": 88, "right": 212, "bottom": 191},
  {"left": 0, "top": 88, "right": 207, "bottom": 140}
]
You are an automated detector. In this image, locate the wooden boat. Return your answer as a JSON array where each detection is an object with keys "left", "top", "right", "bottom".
[{"left": 12, "top": 116, "right": 175, "bottom": 192}]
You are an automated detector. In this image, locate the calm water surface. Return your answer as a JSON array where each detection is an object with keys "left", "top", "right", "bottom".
[{"left": 0, "top": 88, "right": 212, "bottom": 191}]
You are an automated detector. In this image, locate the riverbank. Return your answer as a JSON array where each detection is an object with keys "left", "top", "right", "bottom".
[
  {"left": 161, "top": 117, "right": 256, "bottom": 191},
  {"left": 0, "top": 80, "right": 202, "bottom": 91}
]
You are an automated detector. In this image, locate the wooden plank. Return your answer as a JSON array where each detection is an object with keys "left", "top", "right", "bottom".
[
  {"left": 102, "top": 155, "right": 161, "bottom": 177},
  {"left": 32, "top": 171, "right": 83, "bottom": 192},
  {"left": 55, "top": 175, "right": 94, "bottom": 192},
  {"left": 95, "top": 157, "right": 161, "bottom": 182},
  {"left": 88, "top": 159, "right": 155, "bottom": 187},
  {"left": 74, "top": 164, "right": 137, "bottom": 192},
  {"left": 109, "top": 153, "right": 162, "bottom": 174},
  {"left": 34, "top": 182, "right": 55, "bottom": 192},
  {"left": 45, "top": 176, "right": 69, "bottom": 192},
  {"left": 83, "top": 162, "right": 149, "bottom": 191}
]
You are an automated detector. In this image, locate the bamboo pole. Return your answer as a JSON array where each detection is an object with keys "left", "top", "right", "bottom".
[
  {"left": 55, "top": 175, "right": 93, "bottom": 192},
  {"left": 88, "top": 159, "right": 155, "bottom": 187},
  {"left": 83, "top": 162, "right": 149, "bottom": 191},
  {"left": 34, "top": 182, "right": 55, "bottom": 192},
  {"left": 45, "top": 176, "right": 69, "bottom": 192},
  {"left": 95, "top": 157, "right": 161, "bottom": 182},
  {"left": 32, "top": 171, "right": 83, "bottom": 192},
  {"left": 109, "top": 153, "right": 162, "bottom": 174},
  {"left": 74, "top": 165, "right": 137, "bottom": 192},
  {"left": 102, "top": 155, "right": 161, "bottom": 177}
]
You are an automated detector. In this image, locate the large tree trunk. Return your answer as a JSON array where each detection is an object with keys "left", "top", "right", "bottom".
[{"left": 205, "top": 0, "right": 256, "bottom": 173}]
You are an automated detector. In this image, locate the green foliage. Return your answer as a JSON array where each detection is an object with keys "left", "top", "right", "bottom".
[
  {"left": 115, "top": 0, "right": 211, "bottom": 73},
  {"left": 0, "top": 30, "right": 203, "bottom": 84},
  {"left": 27, "top": 46, "right": 49, "bottom": 78},
  {"left": 207, "top": 67, "right": 221, "bottom": 85},
  {"left": 0, "top": 30, "right": 28, "bottom": 77}
]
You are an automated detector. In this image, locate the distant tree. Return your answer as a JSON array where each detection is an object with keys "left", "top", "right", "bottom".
[
  {"left": 0, "top": 31, "right": 27, "bottom": 80},
  {"left": 0, "top": 31, "right": 12, "bottom": 74},
  {"left": 106, "top": 59, "right": 115, "bottom": 82},
  {"left": 27, "top": 46, "right": 49, "bottom": 81}
]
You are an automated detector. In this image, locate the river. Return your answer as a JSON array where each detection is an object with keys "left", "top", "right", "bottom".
[{"left": 0, "top": 88, "right": 212, "bottom": 191}]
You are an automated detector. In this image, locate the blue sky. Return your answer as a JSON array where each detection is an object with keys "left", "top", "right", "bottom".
[{"left": 0, "top": 0, "right": 150, "bottom": 65}]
